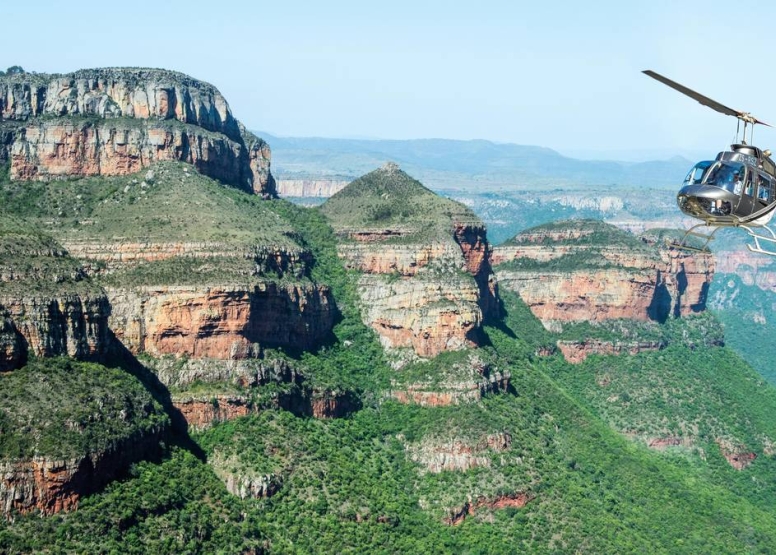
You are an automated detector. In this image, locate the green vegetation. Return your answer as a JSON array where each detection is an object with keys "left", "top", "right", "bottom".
[
  {"left": 0, "top": 358, "right": 168, "bottom": 460},
  {"left": 495, "top": 219, "right": 664, "bottom": 272},
  {"left": 503, "top": 219, "right": 648, "bottom": 249},
  {"left": 267, "top": 199, "right": 393, "bottom": 393},
  {"left": 320, "top": 165, "right": 479, "bottom": 242},
  {"left": 5, "top": 161, "right": 776, "bottom": 552},
  {"left": 710, "top": 270, "right": 776, "bottom": 385},
  {"left": 0, "top": 161, "right": 298, "bottom": 249},
  {"left": 0, "top": 214, "right": 101, "bottom": 297}
]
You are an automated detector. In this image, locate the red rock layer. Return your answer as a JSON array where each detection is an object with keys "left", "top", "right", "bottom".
[
  {"left": 493, "top": 245, "right": 714, "bottom": 326},
  {"left": 107, "top": 283, "right": 334, "bottom": 358},
  {"left": 716, "top": 439, "right": 757, "bottom": 470},
  {"left": 0, "top": 431, "right": 163, "bottom": 515},
  {"left": 557, "top": 339, "right": 664, "bottom": 364},
  {"left": 9, "top": 120, "right": 270, "bottom": 195},
  {"left": 1, "top": 68, "right": 275, "bottom": 196},
  {"left": 453, "top": 223, "right": 500, "bottom": 319},
  {"left": 445, "top": 492, "right": 532, "bottom": 526},
  {"left": 173, "top": 395, "right": 254, "bottom": 431}
]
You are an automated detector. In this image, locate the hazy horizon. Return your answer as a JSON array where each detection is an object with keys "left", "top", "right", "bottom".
[{"left": 5, "top": 0, "right": 776, "bottom": 157}]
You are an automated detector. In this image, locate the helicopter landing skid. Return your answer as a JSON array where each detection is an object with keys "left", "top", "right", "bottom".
[
  {"left": 742, "top": 224, "right": 776, "bottom": 256},
  {"left": 670, "top": 223, "right": 721, "bottom": 253}
]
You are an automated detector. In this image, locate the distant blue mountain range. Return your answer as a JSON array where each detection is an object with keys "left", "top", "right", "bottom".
[{"left": 258, "top": 132, "right": 695, "bottom": 190}]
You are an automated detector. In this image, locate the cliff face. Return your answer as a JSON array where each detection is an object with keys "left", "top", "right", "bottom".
[
  {"left": 0, "top": 220, "right": 111, "bottom": 371},
  {"left": 0, "top": 431, "right": 163, "bottom": 515},
  {"left": 493, "top": 222, "right": 714, "bottom": 329},
  {"left": 106, "top": 283, "right": 333, "bottom": 358},
  {"left": 0, "top": 68, "right": 275, "bottom": 196},
  {"left": 1, "top": 294, "right": 110, "bottom": 363},
  {"left": 322, "top": 164, "right": 499, "bottom": 358},
  {"left": 276, "top": 179, "right": 349, "bottom": 198}
]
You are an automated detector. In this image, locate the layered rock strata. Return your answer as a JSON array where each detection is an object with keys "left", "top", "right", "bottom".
[
  {"left": 1, "top": 294, "right": 110, "bottom": 364},
  {"left": 106, "top": 283, "right": 334, "bottom": 359},
  {"left": 445, "top": 492, "right": 532, "bottom": 526},
  {"left": 493, "top": 224, "right": 714, "bottom": 329},
  {"left": 276, "top": 179, "right": 349, "bottom": 198},
  {"left": 390, "top": 356, "right": 511, "bottom": 407},
  {"left": 0, "top": 430, "right": 164, "bottom": 515},
  {"left": 325, "top": 165, "right": 499, "bottom": 357},
  {"left": 557, "top": 339, "right": 664, "bottom": 364},
  {"left": 406, "top": 432, "right": 512, "bottom": 473},
  {"left": 0, "top": 68, "right": 275, "bottom": 196}
]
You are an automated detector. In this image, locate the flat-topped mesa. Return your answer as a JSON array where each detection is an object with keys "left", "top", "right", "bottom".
[
  {"left": 492, "top": 220, "right": 714, "bottom": 330},
  {"left": 321, "top": 163, "right": 499, "bottom": 357},
  {"left": 0, "top": 68, "right": 275, "bottom": 196}
]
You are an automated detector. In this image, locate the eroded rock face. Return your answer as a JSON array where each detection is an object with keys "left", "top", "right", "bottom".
[
  {"left": 0, "top": 295, "right": 110, "bottom": 369},
  {"left": 0, "top": 314, "right": 23, "bottom": 372},
  {"left": 338, "top": 225, "right": 498, "bottom": 358},
  {"left": 716, "top": 438, "right": 757, "bottom": 470},
  {"left": 0, "top": 431, "right": 163, "bottom": 516},
  {"left": 0, "top": 68, "right": 275, "bottom": 196},
  {"left": 173, "top": 395, "right": 254, "bottom": 431},
  {"left": 276, "top": 179, "right": 349, "bottom": 198},
  {"left": 107, "top": 283, "right": 334, "bottom": 358},
  {"left": 211, "top": 451, "right": 282, "bottom": 500},
  {"left": 557, "top": 339, "right": 665, "bottom": 364},
  {"left": 493, "top": 243, "right": 714, "bottom": 329},
  {"left": 406, "top": 432, "right": 511, "bottom": 473},
  {"left": 390, "top": 356, "right": 511, "bottom": 407},
  {"left": 445, "top": 492, "right": 532, "bottom": 526}
]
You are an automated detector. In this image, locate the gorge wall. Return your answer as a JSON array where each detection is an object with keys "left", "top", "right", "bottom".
[
  {"left": 492, "top": 222, "right": 714, "bottom": 330},
  {"left": 0, "top": 68, "right": 275, "bottom": 196}
]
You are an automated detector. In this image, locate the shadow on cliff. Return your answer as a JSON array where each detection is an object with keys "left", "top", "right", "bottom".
[{"left": 102, "top": 332, "right": 206, "bottom": 462}]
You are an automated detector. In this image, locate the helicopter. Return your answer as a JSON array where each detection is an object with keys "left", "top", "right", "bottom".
[{"left": 643, "top": 69, "right": 776, "bottom": 256}]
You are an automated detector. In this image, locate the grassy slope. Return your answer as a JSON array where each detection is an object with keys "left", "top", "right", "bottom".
[
  {"left": 0, "top": 161, "right": 297, "bottom": 248},
  {"left": 320, "top": 165, "right": 478, "bottom": 242}
]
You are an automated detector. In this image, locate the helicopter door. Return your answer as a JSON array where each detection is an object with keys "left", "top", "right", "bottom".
[
  {"left": 757, "top": 173, "right": 773, "bottom": 207},
  {"left": 735, "top": 168, "right": 755, "bottom": 215}
]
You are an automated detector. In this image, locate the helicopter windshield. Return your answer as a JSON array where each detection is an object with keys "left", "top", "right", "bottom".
[
  {"left": 704, "top": 162, "right": 746, "bottom": 193},
  {"left": 683, "top": 161, "right": 714, "bottom": 185}
]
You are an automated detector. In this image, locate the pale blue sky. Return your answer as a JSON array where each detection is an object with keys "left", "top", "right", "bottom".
[{"left": 5, "top": 0, "right": 776, "bottom": 158}]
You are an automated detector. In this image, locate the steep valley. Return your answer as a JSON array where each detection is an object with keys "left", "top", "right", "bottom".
[{"left": 4, "top": 68, "right": 776, "bottom": 553}]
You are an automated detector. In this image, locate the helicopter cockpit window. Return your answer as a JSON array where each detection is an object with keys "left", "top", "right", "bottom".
[
  {"left": 704, "top": 162, "right": 746, "bottom": 193},
  {"left": 683, "top": 161, "right": 713, "bottom": 185}
]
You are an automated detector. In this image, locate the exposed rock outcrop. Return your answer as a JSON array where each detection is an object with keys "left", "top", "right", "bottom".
[
  {"left": 406, "top": 432, "right": 511, "bottom": 473},
  {"left": 0, "top": 294, "right": 110, "bottom": 364},
  {"left": 0, "top": 431, "right": 163, "bottom": 516},
  {"left": 276, "top": 178, "right": 349, "bottom": 197},
  {"left": 493, "top": 221, "right": 714, "bottom": 330},
  {"left": 390, "top": 355, "right": 511, "bottom": 406},
  {"left": 557, "top": 339, "right": 665, "bottom": 364},
  {"left": 106, "top": 283, "right": 334, "bottom": 358},
  {"left": 211, "top": 451, "right": 283, "bottom": 500},
  {"left": 322, "top": 164, "right": 499, "bottom": 357},
  {"left": 716, "top": 438, "right": 757, "bottom": 470},
  {"left": 0, "top": 68, "right": 275, "bottom": 196},
  {"left": 445, "top": 492, "right": 532, "bottom": 525},
  {"left": 173, "top": 394, "right": 255, "bottom": 431}
]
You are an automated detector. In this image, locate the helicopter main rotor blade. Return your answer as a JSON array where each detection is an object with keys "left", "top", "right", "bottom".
[{"left": 642, "top": 70, "right": 771, "bottom": 127}]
